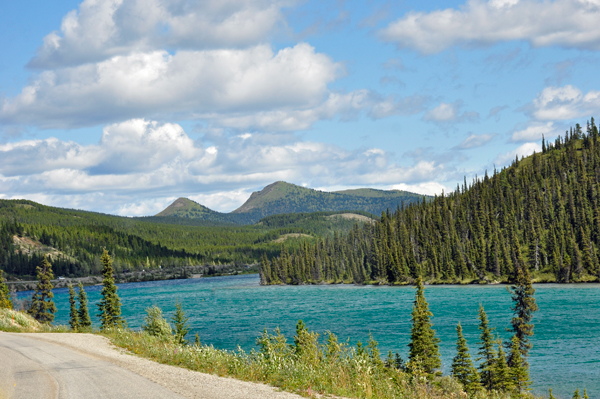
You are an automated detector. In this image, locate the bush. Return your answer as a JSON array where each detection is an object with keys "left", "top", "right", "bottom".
[{"left": 141, "top": 305, "right": 172, "bottom": 341}]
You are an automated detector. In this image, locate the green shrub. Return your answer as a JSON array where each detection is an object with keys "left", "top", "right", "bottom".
[{"left": 141, "top": 305, "right": 172, "bottom": 341}]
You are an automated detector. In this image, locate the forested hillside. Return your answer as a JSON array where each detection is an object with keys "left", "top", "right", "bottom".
[
  {"left": 149, "top": 182, "right": 426, "bottom": 225},
  {"left": 232, "top": 181, "right": 426, "bottom": 222},
  {"left": 260, "top": 120, "right": 600, "bottom": 285},
  {"left": 0, "top": 200, "right": 372, "bottom": 279}
]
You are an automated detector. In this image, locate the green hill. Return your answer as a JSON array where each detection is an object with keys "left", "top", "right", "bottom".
[
  {"left": 152, "top": 181, "right": 426, "bottom": 225},
  {"left": 233, "top": 182, "right": 426, "bottom": 219},
  {"left": 0, "top": 199, "right": 375, "bottom": 279},
  {"left": 261, "top": 120, "right": 600, "bottom": 285}
]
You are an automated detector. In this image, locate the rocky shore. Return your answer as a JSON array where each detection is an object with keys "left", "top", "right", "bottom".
[{"left": 7, "top": 263, "right": 259, "bottom": 291}]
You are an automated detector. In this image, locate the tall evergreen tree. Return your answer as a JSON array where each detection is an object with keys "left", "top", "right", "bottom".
[
  {"left": 171, "top": 300, "right": 190, "bottom": 345},
  {"left": 477, "top": 304, "right": 497, "bottom": 391},
  {"left": 97, "top": 249, "right": 124, "bottom": 329},
  {"left": 451, "top": 323, "right": 481, "bottom": 393},
  {"left": 508, "top": 335, "right": 531, "bottom": 394},
  {"left": 493, "top": 338, "right": 513, "bottom": 392},
  {"left": 572, "top": 388, "right": 581, "bottom": 399},
  {"left": 0, "top": 269, "right": 12, "bottom": 309},
  {"left": 77, "top": 282, "right": 92, "bottom": 328},
  {"left": 28, "top": 255, "right": 57, "bottom": 323},
  {"left": 408, "top": 276, "right": 441, "bottom": 375},
  {"left": 508, "top": 264, "right": 539, "bottom": 362},
  {"left": 68, "top": 283, "right": 80, "bottom": 331}
]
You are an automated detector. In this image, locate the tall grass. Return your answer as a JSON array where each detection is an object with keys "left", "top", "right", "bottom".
[
  {"left": 0, "top": 308, "right": 70, "bottom": 333},
  {"left": 107, "top": 325, "right": 530, "bottom": 399}
]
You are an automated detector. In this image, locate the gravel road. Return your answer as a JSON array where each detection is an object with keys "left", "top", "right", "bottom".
[{"left": 0, "top": 332, "right": 305, "bottom": 399}]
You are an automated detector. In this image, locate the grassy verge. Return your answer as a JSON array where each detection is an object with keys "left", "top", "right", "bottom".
[
  {"left": 0, "top": 308, "right": 70, "bottom": 333},
  {"left": 105, "top": 326, "right": 527, "bottom": 399}
]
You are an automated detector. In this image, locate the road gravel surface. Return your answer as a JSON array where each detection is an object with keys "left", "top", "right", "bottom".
[{"left": 0, "top": 332, "right": 305, "bottom": 399}]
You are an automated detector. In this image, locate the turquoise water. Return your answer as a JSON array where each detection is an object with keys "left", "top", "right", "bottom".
[{"left": 18, "top": 275, "right": 600, "bottom": 398}]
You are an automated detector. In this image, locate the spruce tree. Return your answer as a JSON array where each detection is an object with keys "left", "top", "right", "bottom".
[
  {"left": 583, "top": 388, "right": 589, "bottom": 399},
  {"left": 0, "top": 269, "right": 12, "bottom": 309},
  {"left": 572, "top": 388, "right": 581, "bottom": 399},
  {"left": 493, "top": 338, "right": 513, "bottom": 392},
  {"left": 477, "top": 304, "right": 497, "bottom": 391},
  {"left": 508, "top": 335, "right": 530, "bottom": 394},
  {"left": 451, "top": 323, "right": 481, "bottom": 393},
  {"left": 28, "top": 255, "right": 57, "bottom": 323},
  {"left": 408, "top": 276, "right": 441, "bottom": 375},
  {"left": 508, "top": 264, "right": 538, "bottom": 362},
  {"left": 171, "top": 300, "right": 190, "bottom": 345},
  {"left": 68, "top": 283, "right": 80, "bottom": 331},
  {"left": 97, "top": 249, "right": 124, "bottom": 329},
  {"left": 77, "top": 282, "right": 92, "bottom": 328}
]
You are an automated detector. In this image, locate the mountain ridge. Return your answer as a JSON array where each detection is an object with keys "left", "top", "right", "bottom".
[{"left": 156, "top": 181, "right": 428, "bottom": 224}]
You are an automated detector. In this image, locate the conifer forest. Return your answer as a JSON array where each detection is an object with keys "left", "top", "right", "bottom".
[{"left": 260, "top": 120, "right": 600, "bottom": 285}]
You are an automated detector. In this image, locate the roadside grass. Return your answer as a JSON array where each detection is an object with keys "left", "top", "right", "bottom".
[
  {"left": 105, "top": 327, "right": 526, "bottom": 399},
  {"left": 0, "top": 308, "right": 70, "bottom": 333}
]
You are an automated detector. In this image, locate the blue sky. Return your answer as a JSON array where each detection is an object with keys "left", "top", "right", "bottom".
[{"left": 2, "top": 0, "right": 600, "bottom": 216}]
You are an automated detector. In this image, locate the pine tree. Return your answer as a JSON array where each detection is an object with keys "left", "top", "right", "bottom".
[
  {"left": 583, "top": 388, "right": 589, "bottom": 399},
  {"left": 408, "top": 276, "right": 441, "bottom": 375},
  {"left": 493, "top": 338, "right": 513, "bottom": 392},
  {"left": 28, "top": 255, "right": 57, "bottom": 323},
  {"left": 171, "top": 300, "right": 190, "bottom": 345},
  {"left": 97, "top": 249, "right": 124, "bottom": 329},
  {"left": 508, "top": 335, "right": 530, "bottom": 394},
  {"left": 68, "top": 283, "right": 80, "bottom": 331},
  {"left": 77, "top": 282, "right": 92, "bottom": 328},
  {"left": 572, "top": 388, "right": 581, "bottom": 399},
  {"left": 548, "top": 388, "right": 556, "bottom": 399},
  {"left": 194, "top": 332, "right": 201, "bottom": 346},
  {"left": 451, "top": 323, "right": 481, "bottom": 393},
  {"left": 508, "top": 264, "right": 538, "bottom": 362},
  {"left": 0, "top": 269, "right": 12, "bottom": 309},
  {"left": 477, "top": 304, "right": 496, "bottom": 391}
]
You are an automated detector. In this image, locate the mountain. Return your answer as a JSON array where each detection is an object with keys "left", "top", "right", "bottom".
[
  {"left": 233, "top": 182, "right": 426, "bottom": 218},
  {"left": 261, "top": 120, "right": 600, "bottom": 285},
  {"left": 155, "top": 182, "right": 427, "bottom": 225}
]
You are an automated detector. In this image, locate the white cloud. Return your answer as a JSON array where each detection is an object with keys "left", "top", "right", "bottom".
[
  {"left": 0, "top": 119, "right": 452, "bottom": 215},
  {"left": 531, "top": 85, "right": 600, "bottom": 120},
  {"left": 424, "top": 101, "right": 479, "bottom": 123},
  {"left": 455, "top": 133, "right": 496, "bottom": 149},
  {"left": 495, "top": 142, "right": 542, "bottom": 165},
  {"left": 29, "top": 0, "right": 292, "bottom": 69},
  {"left": 1, "top": 44, "right": 340, "bottom": 129},
  {"left": 392, "top": 181, "right": 450, "bottom": 196},
  {"left": 511, "top": 122, "right": 557, "bottom": 142},
  {"left": 380, "top": 0, "right": 600, "bottom": 54}
]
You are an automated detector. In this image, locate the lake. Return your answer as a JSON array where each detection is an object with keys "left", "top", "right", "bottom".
[{"left": 17, "top": 274, "right": 600, "bottom": 398}]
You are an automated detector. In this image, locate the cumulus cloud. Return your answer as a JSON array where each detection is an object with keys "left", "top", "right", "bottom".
[
  {"left": 495, "top": 142, "right": 542, "bottom": 165},
  {"left": 379, "top": 0, "right": 600, "bottom": 54},
  {"left": 0, "top": 119, "right": 452, "bottom": 215},
  {"left": 530, "top": 85, "right": 600, "bottom": 120},
  {"left": 511, "top": 122, "right": 557, "bottom": 142},
  {"left": 455, "top": 133, "right": 496, "bottom": 149},
  {"left": 391, "top": 182, "right": 450, "bottom": 196},
  {"left": 1, "top": 44, "right": 340, "bottom": 129},
  {"left": 424, "top": 101, "right": 479, "bottom": 123},
  {"left": 29, "top": 0, "right": 292, "bottom": 69}
]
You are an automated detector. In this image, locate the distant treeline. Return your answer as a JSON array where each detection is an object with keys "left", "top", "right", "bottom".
[
  {"left": 0, "top": 200, "right": 373, "bottom": 278},
  {"left": 260, "top": 119, "right": 600, "bottom": 285}
]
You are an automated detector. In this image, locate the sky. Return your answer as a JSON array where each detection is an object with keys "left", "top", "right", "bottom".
[{"left": 2, "top": 0, "right": 600, "bottom": 216}]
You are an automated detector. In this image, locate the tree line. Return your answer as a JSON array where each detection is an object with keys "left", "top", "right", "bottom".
[{"left": 260, "top": 119, "right": 600, "bottom": 285}]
